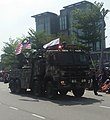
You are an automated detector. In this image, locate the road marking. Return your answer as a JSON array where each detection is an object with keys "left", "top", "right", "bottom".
[
  {"left": 100, "top": 105, "right": 110, "bottom": 109},
  {"left": 32, "top": 114, "right": 45, "bottom": 119},
  {"left": 9, "top": 106, "right": 18, "bottom": 110}
]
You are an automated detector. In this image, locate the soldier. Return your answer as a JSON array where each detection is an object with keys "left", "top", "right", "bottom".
[{"left": 92, "top": 68, "right": 99, "bottom": 95}]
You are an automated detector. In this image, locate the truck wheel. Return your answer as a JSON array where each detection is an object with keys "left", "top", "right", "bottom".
[
  {"left": 15, "top": 79, "right": 21, "bottom": 94},
  {"left": 59, "top": 90, "right": 68, "bottom": 96},
  {"left": 9, "top": 79, "right": 16, "bottom": 93},
  {"left": 72, "top": 87, "right": 85, "bottom": 97},
  {"left": 46, "top": 81, "right": 56, "bottom": 99},
  {"left": 33, "top": 81, "right": 42, "bottom": 97}
]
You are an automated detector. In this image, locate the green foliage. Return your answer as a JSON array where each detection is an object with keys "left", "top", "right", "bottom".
[
  {"left": 28, "top": 29, "right": 74, "bottom": 49},
  {"left": 1, "top": 29, "right": 60, "bottom": 70},
  {"left": 28, "top": 29, "right": 56, "bottom": 49},
  {"left": 57, "top": 33, "right": 74, "bottom": 44},
  {"left": 1, "top": 38, "right": 19, "bottom": 70},
  {"left": 72, "top": 2, "right": 104, "bottom": 46},
  {"left": 1, "top": 28, "right": 86, "bottom": 71}
]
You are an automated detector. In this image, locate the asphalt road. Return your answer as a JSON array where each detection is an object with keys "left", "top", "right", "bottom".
[{"left": 0, "top": 82, "right": 110, "bottom": 120}]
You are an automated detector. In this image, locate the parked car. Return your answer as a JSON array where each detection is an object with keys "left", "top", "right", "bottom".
[
  {"left": 0, "top": 71, "right": 3, "bottom": 82},
  {"left": 3, "top": 71, "right": 10, "bottom": 83}
]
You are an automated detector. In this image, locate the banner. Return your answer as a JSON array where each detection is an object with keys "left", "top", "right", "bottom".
[
  {"left": 15, "top": 37, "right": 31, "bottom": 55},
  {"left": 43, "top": 38, "right": 60, "bottom": 49}
]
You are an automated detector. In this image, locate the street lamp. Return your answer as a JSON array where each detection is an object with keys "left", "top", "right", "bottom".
[{"left": 99, "top": 9, "right": 110, "bottom": 70}]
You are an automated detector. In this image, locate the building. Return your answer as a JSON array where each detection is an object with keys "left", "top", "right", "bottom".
[
  {"left": 32, "top": 1, "right": 105, "bottom": 51},
  {"left": 90, "top": 47, "right": 110, "bottom": 67},
  {"left": 60, "top": 1, "right": 92, "bottom": 36},
  {"left": 32, "top": 12, "right": 59, "bottom": 35},
  {"left": 32, "top": 1, "right": 107, "bottom": 67},
  {"left": 60, "top": 1, "right": 105, "bottom": 51}
]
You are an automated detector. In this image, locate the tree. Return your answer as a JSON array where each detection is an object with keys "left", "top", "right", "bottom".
[
  {"left": 28, "top": 29, "right": 74, "bottom": 48},
  {"left": 1, "top": 28, "right": 77, "bottom": 70},
  {"left": 72, "top": 2, "right": 104, "bottom": 49},
  {"left": 1, "top": 38, "right": 19, "bottom": 70},
  {"left": 28, "top": 29, "right": 56, "bottom": 49},
  {"left": 57, "top": 33, "right": 74, "bottom": 44},
  {"left": 1, "top": 29, "right": 59, "bottom": 70}
]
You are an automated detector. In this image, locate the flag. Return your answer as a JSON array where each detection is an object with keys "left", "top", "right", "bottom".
[
  {"left": 22, "top": 37, "right": 31, "bottom": 49},
  {"left": 23, "top": 44, "right": 31, "bottom": 49},
  {"left": 15, "top": 37, "right": 31, "bottom": 55},
  {"left": 15, "top": 43, "right": 23, "bottom": 55},
  {"left": 43, "top": 38, "right": 60, "bottom": 49}
]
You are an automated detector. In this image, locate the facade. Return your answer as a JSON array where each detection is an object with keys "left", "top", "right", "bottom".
[
  {"left": 90, "top": 47, "right": 110, "bottom": 67},
  {"left": 59, "top": 1, "right": 105, "bottom": 51},
  {"left": 32, "top": 12, "right": 59, "bottom": 35},
  {"left": 60, "top": 1, "right": 92, "bottom": 36},
  {"left": 32, "top": 1, "right": 105, "bottom": 51},
  {"left": 32, "top": 1, "right": 108, "bottom": 67}
]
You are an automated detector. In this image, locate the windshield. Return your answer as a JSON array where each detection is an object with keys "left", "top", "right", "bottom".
[{"left": 51, "top": 52, "right": 88, "bottom": 66}]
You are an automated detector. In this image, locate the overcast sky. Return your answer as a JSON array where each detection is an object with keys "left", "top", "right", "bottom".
[{"left": 0, "top": 0, "right": 110, "bottom": 55}]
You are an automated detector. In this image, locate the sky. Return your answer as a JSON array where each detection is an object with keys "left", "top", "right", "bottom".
[{"left": 0, "top": 0, "right": 110, "bottom": 55}]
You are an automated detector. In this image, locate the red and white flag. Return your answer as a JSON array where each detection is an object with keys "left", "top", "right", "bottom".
[
  {"left": 23, "top": 43, "right": 31, "bottom": 49},
  {"left": 15, "top": 37, "right": 32, "bottom": 55},
  {"left": 15, "top": 43, "right": 23, "bottom": 55},
  {"left": 43, "top": 38, "right": 60, "bottom": 49}
]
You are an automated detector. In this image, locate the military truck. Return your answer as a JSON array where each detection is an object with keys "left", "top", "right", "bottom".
[{"left": 9, "top": 44, "right": 90, "bottom": 99}]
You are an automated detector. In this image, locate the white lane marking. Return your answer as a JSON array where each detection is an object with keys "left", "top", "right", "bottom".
[
  {"left": 32, "top": 114, "right": 45, "bottom": 119},
  {"left": 100, "top": 105, "right": 110, "bottom": 109},
  {"left": 9, "top": 106, "right": 18, "bottom": 110}
]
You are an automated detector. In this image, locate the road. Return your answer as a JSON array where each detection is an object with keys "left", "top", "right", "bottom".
[{"left": 0, "top": 82, "right": 110, "bottom": 120}]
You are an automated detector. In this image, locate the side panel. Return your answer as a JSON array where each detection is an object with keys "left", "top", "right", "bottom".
[
  {"left": 10, "top": 68, "right": 32, "bottom": 89},
  {"left": 20, "top": 68, "right": 31, "bottom": 89}
]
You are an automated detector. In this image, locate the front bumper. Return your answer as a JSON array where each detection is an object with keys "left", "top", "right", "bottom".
[{"left": 54, "top": 76, "right": 87, "bottom": 90}]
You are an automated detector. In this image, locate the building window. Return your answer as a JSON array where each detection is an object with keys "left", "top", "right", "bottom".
[
  {"left": 96, "top": 41, "right": 100, "bottom": 50},
  {"left": 44, "top": 17, "right": 50, "bottom": 34},
  {"left": 89, "top": 43, "right": 93, "bottom": 51},
  {"left": 60, "top": 16, "right": 67, "bottom": 30}
]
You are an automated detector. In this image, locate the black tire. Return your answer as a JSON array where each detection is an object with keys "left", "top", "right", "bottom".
[
  {"left": 59, "top": 90, "right": 68, "bottom": 96},
  {"left": 32, "top": 81, "right": 42, "bottom": 97},
  {"left": 72, "top": 87, "right": 85, "bottom": 97},
  {"left": 9, "top": 79, "right": 16, "bottom": 93},
  {"left": 15, "top": 79, "right": 21, "bottom": 94},
  {"left": 46, "top": 81, "right": 57, "bottom": 99}
]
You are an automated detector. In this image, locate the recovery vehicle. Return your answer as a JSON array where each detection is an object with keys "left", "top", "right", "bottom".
[{"left": 9, "top": 44, "right": 90, "bottom": 99}]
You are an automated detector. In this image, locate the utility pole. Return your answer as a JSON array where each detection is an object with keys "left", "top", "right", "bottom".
[{"left": 99, "top": 9, "right": 110, "bottom": 70}]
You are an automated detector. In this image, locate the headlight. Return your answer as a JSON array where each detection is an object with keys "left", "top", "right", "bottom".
[
  {"left": 72, "top": 80, "right": 76, "bottom": 83},
  {"left": 81, "top": 79, "right": 86, "bottom": 82},
  {"left": 60, "top": 80, "right": 66, "bottom": 85}
]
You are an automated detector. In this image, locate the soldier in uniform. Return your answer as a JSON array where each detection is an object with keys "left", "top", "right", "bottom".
[{"left": 92, "top": 68, "right": 99, "bottom": 95}]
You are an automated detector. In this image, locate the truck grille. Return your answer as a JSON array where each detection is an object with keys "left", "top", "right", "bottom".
[{"left": 62, "top": 71, "right": 86, "bottom": 79}]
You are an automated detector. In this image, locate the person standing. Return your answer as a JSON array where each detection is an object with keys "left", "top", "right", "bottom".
[{"left": 92, "top": 69, "right": 99, "bottom": 95}]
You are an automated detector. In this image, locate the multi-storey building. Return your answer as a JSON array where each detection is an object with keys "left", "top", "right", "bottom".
[
  {"left": 32, "top": 12, "right": 59, "bottom": 35},
  {"left": 32, "top": 1, "right": 105, "bottom": 51},
  {"left": 32, "top": 1, "right": 109, "bottom": 67},
  {"left": 60, "top": 1, "right": 105, "bottom": 51}
]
